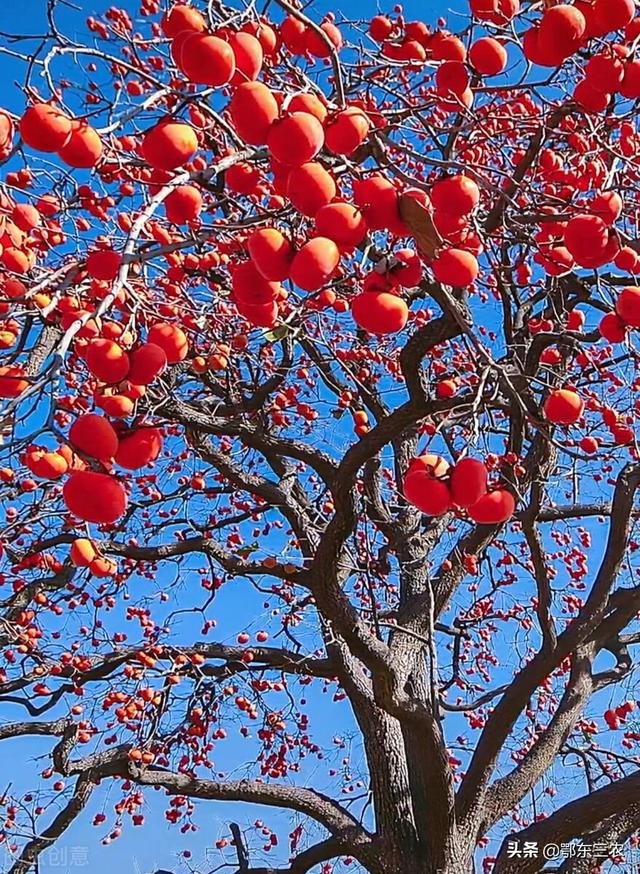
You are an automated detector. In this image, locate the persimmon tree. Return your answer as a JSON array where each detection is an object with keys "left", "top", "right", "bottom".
[{"left": 4, "top": 0, "right": 640, "bottom": 872}]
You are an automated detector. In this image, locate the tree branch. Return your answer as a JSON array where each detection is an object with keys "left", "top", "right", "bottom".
[
  {"left": 492, "top": 774, "right": 640, "bottom": 873},
  {"left": 8, "top": 774, "right": 95, "bottom": 874},
  {"left": 456, "top": 463, "right": 640, "bottom": 829}
]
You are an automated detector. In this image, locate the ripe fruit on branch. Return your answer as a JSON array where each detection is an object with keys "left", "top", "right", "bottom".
[
  {"left": 315, "top": 202, "right": 367, "bottom": 249},
  {"left": 164, "top": 185, "right": 202, "bottom": 224},
  {"left": 226, "top": 161, "right": 262, "bottom": 194},
  {"left": 436, "top": 87, "right": 474, "bottom": 113},
  {"left": 604, "top": 708, "right": 620, "bottom": 730},
  {"left": 407, "top": 454, "right": 451, "bottom": 479},
  {"left": 305, "top": 21, "right": 343, "bottom": 58},
  {"left": 573, "top": 80, "right": 611, "bottom": 113},
  {"left": 229, "top": 32, "right": 263, "bottom": 84},
  {"left": 280, "top": 16, "right": 307, "bottom": 54},
  {"left": 599, "top": 313, "right": 627, "bottom": 344},
  {"left": 614, "top": 246, "right": 640, "bottom": 273},
  {"left": 0, "top": 110, "right": 14, "bottom": 158},
  {"left": 432, "top": 33, "right": 466, "bottom": 62},
  {"left": 128, "top": 343, "right": 168, "bottom": 385},
  {"left": 85, "top": 339, "right": 130, "bottom": 384},
  {"left": 620, "top": 60, "right": 640, "bottom": 99},
  {"left": 97, "top": 394, "right": 134, "bottom": 418},
  {"left": 594, "top": 0, "right": 635, "bottom": 34},
  {"left": 233, "top": 261, "right": 281, "bottom": 305},
  {"left": 142, "top": 121, "right": 198, "bottom": 171},
  {"left": 1, "top": 249, "right": 31, "bottom": 275},
  {"left": 267, "top": 112, "right": 325, "bottom": 166},
  {"left": 352, "top": 175, "right": 403, "bottom": 233},
  {"left": 25, "top": 447, "right": 68, "bottom": 479},
  {"left": 436, "top": 61, "right": 470, "bottom": 97},
  {"left": 369, "top": 15, "right": 394, "bottom": 41},
  {"left": 469, "top": 37, "right": 507, "bottom": 76},
  {"left": 589, "top": 191, "right": 623, "bottom": 226},
  {"left": 450, "top": 458, "right": 488, "bottom": 509},
  {"left": 161, "top": 3, "right": 206, "bottom": 37},
  {"left": 63, "top": 471, "right": 127, "bottom": 524},
  {"left": 57, "top": 122, "right": 103, "bottom": 168},
  {"left": 403, "top": 454, "right": 452, "bottom": 516},
  {"left": 404, "top": 473, "right": 452, "bottom": 516},
  {"left": 469, "top": 0, "right": 520, "bottom": 25},
  {"left": 69, "top": 414, "right": 119, "bottom": 462},
  {"left": 286, "top": 162, "right": 336, "bottom": 217},
  {"left": 467, "top": 489, "right": 515, "bottom": 524},
  {"left": 431, "top": 175, "right": 479, "bottom": 217},
  {"left": 539, "top": 5, "right": 586, "bottom": 56},
  {"left": 0, "top": 365, "right": 27, "bottom": 397},
  {"left": 585, "top": 53, "right": 625, "bottom": 93},
  {"left": 236, "top": 298, "right": 278, "bottom": 328},
  {"left": 70, "top": 538, "right": 98, "bottom": 567},
  {"left": 178, "top": 34, "right": 236, "bottom": 86},
  {"left": 580, "top": 436, "right": 600, "bottom": 454},
  {"left": 351, "top": 291, "right": 409, "bottom": 334},
  {"left": 382, "top": 39, "right": 426, "bottom": 64},
  {"left": 563, "top": 214, "right": 609, "bottom": 265},
  {"left": 19, "top": 104, "right": 71, "bottom": 152},
  {"left": 247, "top": 228, "right": 293, "bottom": 281},
  {"left": 86, "top": 249, "right": 122, "bottom": 281},
  {"left": 12, "top": 204, "right": 40, "bottom": 232},
  {"left": 324, "top": 108, "right": 370, "bottom": 156},
  {"left": 543, "top": 389, "right": 584, "bottom": 425},
  {"left": 612, "top": 423, "right": 634, "bottom": 445},
  {"left": 290, "top": 237, "right": 340, "bottom": 291},
  {"left": 228, "top": 82, "right": 279, "bottom": 145},
  {"left": 540, "top": 347, "right": 562, "bottom": 366},
  {"left": 89, "top": 557, "right": 116, "bottom": 577},
  {"left": 207, "top": 343, "right": 230, "bottom": 371},
  {"left": 288, "top": 93, "right": 328, "bottom": 122},
  {"left": 242, "top": 20, "right": 277, "bottom": 56},
  {"left": 522, "top": 27, "right": 570, "bottom": 68},
  {"left": 615, "top": 287, "right": 640, "bottom": 327},
  {"left": 436, "top": 378, "right": 458, "bottom": 399},
  {"left": 115, "top": 428, "right": 163, "bottom": 470},
  {"left": 147, "top": 322, "right": 189, "bottom": 363},
  {"left": 432, "top": 248, "right": 479, "bottom": 286}
]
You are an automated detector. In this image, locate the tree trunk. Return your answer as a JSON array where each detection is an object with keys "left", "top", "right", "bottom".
[{"left": 364, "top": 844, "right": 474, "bottom": 874}]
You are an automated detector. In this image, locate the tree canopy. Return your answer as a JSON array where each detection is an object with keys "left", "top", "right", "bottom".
[{"left": 2, "top": 0, "right": 640, "bottom": 872}]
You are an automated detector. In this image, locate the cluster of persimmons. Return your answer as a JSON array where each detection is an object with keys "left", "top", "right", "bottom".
[{"left": 0, "top": 0, "right": 639, "bottom": 569}]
